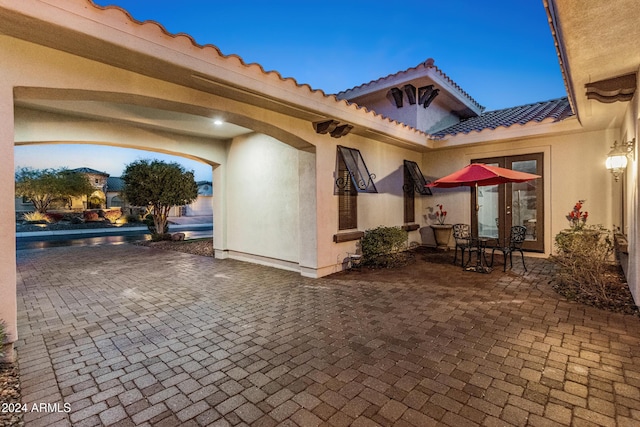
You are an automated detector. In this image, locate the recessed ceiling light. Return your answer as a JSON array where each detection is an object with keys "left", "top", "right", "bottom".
[{"left": 213, "top": 119, "right": 224, "bottom": 126}]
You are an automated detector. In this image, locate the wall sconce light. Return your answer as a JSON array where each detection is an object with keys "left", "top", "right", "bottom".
[{"left": 606, "top": 139, "right": 635, "bottom": 181}]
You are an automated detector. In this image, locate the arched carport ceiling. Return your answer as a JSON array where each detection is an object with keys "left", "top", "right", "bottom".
[
  {"left": 14, "top": 87, "right": 316, "bottom": 152},
  {"left": 16, "top": 139, "right": 221, "bottom": 170}
]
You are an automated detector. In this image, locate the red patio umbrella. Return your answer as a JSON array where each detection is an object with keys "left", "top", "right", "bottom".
[
  {"left": 427, "top": 163, "right": 541, "bottom": 272},
  {"left": 426, "top": 163, "right": 540, "bottom": 230}
]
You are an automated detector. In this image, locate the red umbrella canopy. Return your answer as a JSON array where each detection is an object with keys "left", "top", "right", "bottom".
[{"left": 427, "top": 163, "right": 540, "bottom": 188}]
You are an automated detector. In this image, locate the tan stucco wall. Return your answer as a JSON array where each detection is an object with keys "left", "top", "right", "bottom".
[
  {"left": 1, "top": 33, "right": 325, "bottom": 349},
  {"left": 422, "top": 128, "right": 614, "bottom": 257},
  {"left": 0, "top": 81, "right": 17, "bottom": 360},
  {"left": 618, "top": 78, "right": 639, "bottom": 301},
  {"left": 223, "top": 133, "right": 302, "bottom": 269},
  {"left": 314, "top": 135, "right": 425, "bottom": 276}
]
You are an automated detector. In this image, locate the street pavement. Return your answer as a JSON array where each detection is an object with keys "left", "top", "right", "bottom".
[{"left": 15, "top": 244, "right": 640, "bottom": 426}]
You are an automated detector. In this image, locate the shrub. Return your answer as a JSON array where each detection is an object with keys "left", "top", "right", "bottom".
[
  {"left": 126, "top": 214, "right": 141, "bottom": 223},
  {"left": 83, "top": 211, "right": 100, "bottom": 221},
  {"left": 45, "top": 212, "right": 64, "bottom": 223},
  {"left": 70, "top": 216, "right": 84, "bottom": 224},
  {"left": 22, "top": 211, "right": 49, "bottom": 223},
  {"left": 102, "top": 209, "right": 122, "bottom": 224},
  {"left": 551, "top": 225, "right": 618, "bottom": 304},
  {"left": 361, "top": 226, "right": 409, "bottom": 268}
]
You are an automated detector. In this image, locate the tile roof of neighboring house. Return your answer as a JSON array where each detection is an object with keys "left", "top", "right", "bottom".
[
  {"left": 70, "top": 167, "right": 109, "bottom": 176},
  {"left": 336, "top": 58, "right": 484, "bottom": 112},
  {"left": 106, "top": 177, "right": 124, "bottom": 192},
  {"left": 432, "top": 97, "right": 574, "bottom": 138}
]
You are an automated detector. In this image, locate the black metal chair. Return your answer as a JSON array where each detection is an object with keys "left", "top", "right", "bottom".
[
  {"left": 490, "top": 225, "right": 527, "bottom": 272},
  {"left": 452, "top": 224, "right": 473, "bottom": 267}
]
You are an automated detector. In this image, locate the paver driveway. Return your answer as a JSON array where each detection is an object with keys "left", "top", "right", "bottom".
[{"left": 15, "top": 244, "right": 640, "bottom": 426}]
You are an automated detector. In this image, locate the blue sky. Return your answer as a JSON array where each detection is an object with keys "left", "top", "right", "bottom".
[{"left": 15, "top": 0, "right": 566, "bottom": 180}]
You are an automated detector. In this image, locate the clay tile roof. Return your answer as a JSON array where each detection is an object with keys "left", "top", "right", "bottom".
[
  {"left": 84, "top": 2, "right": 430, "bottom": 141},
  {"left": 336, "top": 58, "right": 484, "bottom": 112},
  {"left": 432, "top": 97, "right": 574, "bottom": 137}
]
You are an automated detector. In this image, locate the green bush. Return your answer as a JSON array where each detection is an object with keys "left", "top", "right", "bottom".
[
  {"left": 551, "top": 225, "right": 618, "bottom": 303},
  {"left": 126, "top": 214, "right": 141, "bottom": 223},
  {"left": 361, "top": 226, "right": 408, "bottom": 268}
]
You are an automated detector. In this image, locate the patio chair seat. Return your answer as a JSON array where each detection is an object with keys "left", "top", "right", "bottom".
[{"left": 490, "top": 225, "right": 527, "bottom": 272}]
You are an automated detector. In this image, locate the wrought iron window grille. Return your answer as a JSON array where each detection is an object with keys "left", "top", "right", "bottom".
[
  {"left": 335, "top": 146, "right": 378, "bottom": 194},
  {"left": 403, "top": 160, "right": 432, "bottom": 195}
]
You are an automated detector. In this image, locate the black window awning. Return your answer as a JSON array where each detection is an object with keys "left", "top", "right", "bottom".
[
  {"left": 404, "top": 160, "right": 431, "bottom": 195},
  {"left": 336, "top": 146, "right": 378, "bottom": 193}
]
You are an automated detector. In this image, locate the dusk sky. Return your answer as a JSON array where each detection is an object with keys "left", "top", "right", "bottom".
[{"left": 15, "top": 0, "right": 566, "bottom": 181}]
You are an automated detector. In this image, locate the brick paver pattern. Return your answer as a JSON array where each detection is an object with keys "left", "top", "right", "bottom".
[{"left": 15, "top": 245, "right": 640, "bottom": 426}]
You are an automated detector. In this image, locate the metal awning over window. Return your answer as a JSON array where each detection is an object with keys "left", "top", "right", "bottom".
[
  {"left": 403, "top": 160, "right": 431, "bottom": 195},
  {"left": 336, "top": 146, "right": 378, "bottom": 193}
]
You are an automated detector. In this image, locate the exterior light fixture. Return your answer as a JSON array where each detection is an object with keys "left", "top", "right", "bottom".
[{"left": 606, "top": 139, "right": 635, "bottom": 181}]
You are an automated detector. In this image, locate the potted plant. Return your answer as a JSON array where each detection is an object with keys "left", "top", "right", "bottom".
[{"left": 430, "top": 204, "right": 453, "bottom": 249}]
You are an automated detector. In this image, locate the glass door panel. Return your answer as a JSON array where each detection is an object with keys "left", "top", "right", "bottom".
[
  {"left": 511, "top": 160, "right": 538, "bottom": 241},
  {"left": 477, "top": 162, "right": 500, "bottom": 238},
  {"left": 472, "top": 154, "right": 544, "bottom": 252}
]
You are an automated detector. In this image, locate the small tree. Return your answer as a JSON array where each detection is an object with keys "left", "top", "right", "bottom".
[
  {"left": 121, "top": 160, "right": 198, "bottom": 240},
  {"left": 15, "top": 167, "right": 94, "bottom": 214}
]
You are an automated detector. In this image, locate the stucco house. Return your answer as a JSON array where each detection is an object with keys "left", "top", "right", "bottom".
[{"left": 1, "top": 0, "right": 639, "bottom": 359}]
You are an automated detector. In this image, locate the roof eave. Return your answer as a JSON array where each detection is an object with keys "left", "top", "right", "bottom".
[
  {"left": 0, "top": 0, "right": 429, "bottom": 150},
  {"left": 430, "top": 116, "right": 582, "bottom": 149},
  {"left": 543, "top": 0, "right": 580, "bottom": 125}
]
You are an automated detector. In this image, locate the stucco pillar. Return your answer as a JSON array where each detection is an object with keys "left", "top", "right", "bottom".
[
  {"left": 298, "top": 149, "right": 318, "bottom": 277},
  {"left": 213, "top": 163, "right": 228, "bottom": 259},
  {"left": 0, "top": 84, "right": 16, "bottom": 362}
]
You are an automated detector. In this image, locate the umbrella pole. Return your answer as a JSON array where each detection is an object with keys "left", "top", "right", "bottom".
[{"left": 475, "top": 182, "right": 479, "bottom": 237}]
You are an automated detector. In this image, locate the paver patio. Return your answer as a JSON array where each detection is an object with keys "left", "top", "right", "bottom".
[{"left": 15, "top": 244, "right": 640, "bottom": 426}]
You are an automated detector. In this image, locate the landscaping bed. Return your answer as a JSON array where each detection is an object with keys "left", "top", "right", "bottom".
[
  {"left": 0, "top": 362, "right": 23, "bottom": 427},
  {"left": 16, "top": 221, "right": 144, "bottom": 233}
]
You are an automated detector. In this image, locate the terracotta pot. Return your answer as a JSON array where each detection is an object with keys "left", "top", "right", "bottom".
[{"left": 430, "top": 224, "right": 453, "bottom": 249}]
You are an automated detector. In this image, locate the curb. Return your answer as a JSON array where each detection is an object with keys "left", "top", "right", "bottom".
[{"left": 16, "top": 223, "right": 213, "bottom": 238}]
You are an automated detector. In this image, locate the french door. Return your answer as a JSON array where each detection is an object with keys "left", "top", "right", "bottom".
[{"left": 471, "top": 153, "right": 544, "bottom": 252}]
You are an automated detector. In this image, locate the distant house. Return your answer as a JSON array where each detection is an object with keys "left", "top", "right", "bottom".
[
  {"left": 15, "top": 167, "right": 109, "bottom": 212},
  {"left": 69, "top": 167, "right": 109, "bottom": 210},
  {"left": 106, "top": 176, "right": 125, "bottom": 209},
  {"left": 186, "top": 181, "right": 213, "bottom": 216},
  {"left": 16, "top": 168, "right": 212, "bottom": 217},
  {"left": 106, "top": 177, "right": 212, "bottom": 217}
]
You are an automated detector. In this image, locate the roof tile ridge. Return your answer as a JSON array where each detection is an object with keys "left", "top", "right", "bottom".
[{"left": 336, "top": 58, "right": 484, "bottom": 111}]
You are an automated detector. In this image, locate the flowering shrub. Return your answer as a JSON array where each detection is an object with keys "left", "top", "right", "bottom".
[
  {"left": 83, "top": 210, "right": 99, "bottom": 221},
  {"left": 434, "top": 204, "right": 448, "bottom": 225},
  {"left": 102, "top": 209, "right": 122, "bottom": 224},
  {"left": 567, "top": 200, "right": 588, "bottom": 230}
]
